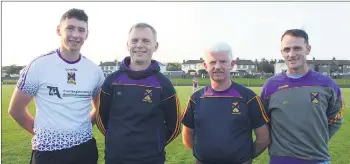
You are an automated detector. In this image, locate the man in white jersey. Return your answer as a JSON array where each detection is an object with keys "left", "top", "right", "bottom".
[{"left": 8, "top": 8, "right": 104, "bottom": 164}]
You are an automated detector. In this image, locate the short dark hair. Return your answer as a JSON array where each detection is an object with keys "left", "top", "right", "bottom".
[
  {"left": 129, "top": 23, "right": 157, "bottom": 41},
  {"left": 281, "top": 29, "right": 309, "bottom": 44},
  {"left": 60, "top": 8, "right": 88, "bottom": 23}
]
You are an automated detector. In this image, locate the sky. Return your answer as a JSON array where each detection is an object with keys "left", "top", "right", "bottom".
[{"left": 2, "top": 2, "right": 350, "bottom": 66}]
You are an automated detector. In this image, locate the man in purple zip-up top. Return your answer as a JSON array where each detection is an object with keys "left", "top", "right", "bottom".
[{"left": 261, "top": 29, "right": 344, "bottom": 164}]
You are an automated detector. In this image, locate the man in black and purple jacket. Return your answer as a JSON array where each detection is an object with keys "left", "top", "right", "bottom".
[{"left": 96, "top": 23, "right": 181, "bottom": 164}]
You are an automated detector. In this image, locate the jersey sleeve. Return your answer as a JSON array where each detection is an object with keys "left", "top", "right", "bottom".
[
  {"left": 181, "top": 95, "right": 196, "bottom": 129},
  {"left": 16, "top": 60, "right": 40, "bottom": 96},
  {"left": 96, "top": 74, "right": 114, "bottom": 136},
  {"left": 248, "top": 95, "right": 270, "bottom": 129},
  {"left": 92, "top": 68, "right": 105, "bottom": 97},
  {"left": 327, "top": 81, "right": 344, "bottom": 138},
  {"left": 160, "top": 79, "right": 181, "bottom": 145},
  {"left": 260, "top": 79, "right": 271, "bottom": 118}
]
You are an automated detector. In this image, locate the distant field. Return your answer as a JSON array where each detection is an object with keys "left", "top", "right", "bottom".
[{"left": 2, "top": 85, "right": 349, "bottom": 164}]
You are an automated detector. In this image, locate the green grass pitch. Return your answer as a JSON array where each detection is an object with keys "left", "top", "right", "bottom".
[{"left": 2, "top": 85, "right": 349, "bottom": 164}]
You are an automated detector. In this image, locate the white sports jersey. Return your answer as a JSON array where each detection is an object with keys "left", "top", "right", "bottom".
[{"left": 17, "top": 49, "right": 105, "bottom": 151}]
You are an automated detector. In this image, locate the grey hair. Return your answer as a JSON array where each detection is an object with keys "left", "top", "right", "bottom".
[
  {"left": 205, "top": 42, "right": 233, "bottom": 61},
  {"left": 129, "top": 22, "right": 157, "bottom": 41}
]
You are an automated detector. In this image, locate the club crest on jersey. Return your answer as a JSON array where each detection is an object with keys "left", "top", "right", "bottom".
[
  {"left": 232, "top": 102, "right": 241, "bottom": 114},
  {"left": 143, "top": 89, "right": 152, "bottom": 103},
  {"left": 67, "top": 72, "right": 76, "bottom": 84},
  {"left": 310, "top": 92, "right": 319, "bottom": 104}
]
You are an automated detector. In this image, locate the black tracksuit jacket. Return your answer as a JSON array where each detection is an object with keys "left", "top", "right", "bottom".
[{"left": 96, "top": 57, "right": 181, "bottom": 164}]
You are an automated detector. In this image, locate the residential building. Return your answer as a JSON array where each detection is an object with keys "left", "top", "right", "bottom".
[
  {"left": 234, "top": 60, "right": 257, "bottom": 74},
  {"left": 274, "top": 61, "right": 288, "bottom": 75},
  {"left": 99, "top": 60, "right": 167, "bottom": 74},
  {"left": 274, "top": 58, "right": 350, "bottom": 75},
  {"left": 2, "top": 65, "right": 25, "bottom": 78},
  {"left": 341, "top": 62, "right": 350, "bottom": 74},
  {"left": 181, "top": 58, "right": 205, "bottom": 73},
  {"left": 2, "top": 69, "right": 8, "bottom": 78},
  {"left": 182, "top": 58, "right": 257, "bottom": 74},
  {"left": 158, "top": 62, "right": 167, "bottom": 73},
  {"left": 99, "top": 60, "right": 120, "bottom": 74}
]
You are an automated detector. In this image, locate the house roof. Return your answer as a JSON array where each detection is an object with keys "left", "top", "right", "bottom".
[
  {"left": 99, "top": 61, "right": 120, "bottom": 66},
  {"left": 278, "top": 59, "right": 350, "bottom": 65},
  {"left": 183, "top": 60, "right": 204, "bottom": 64},
  {"left": 307, "top": 60, "right": 350, "bottom": 65},
  {"left": 331, "top": 60, "right": 350, "bottom": 65},
  {"left": 2, "top": 66, "right": 11, "bottom": 71},
  {"left": 183, "top": 59, "right": 256, "bottom": 65},
  {"left": 2, "top": 65, "right": 25, "bottom": 71},
  {"left": 236, "top": 60, "right": 255, "bottom": 65},
  {"left": 99, "top": 61, "right": 166, "bottom": 66},
  {"left": 306, "top": 60, "right": 329, "bottom": 65}
]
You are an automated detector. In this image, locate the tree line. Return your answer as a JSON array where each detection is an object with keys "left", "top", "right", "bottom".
[{"left": 3, "top": 65, "right": 25, "bottom": 76}]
